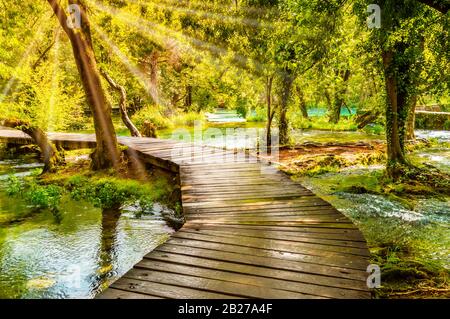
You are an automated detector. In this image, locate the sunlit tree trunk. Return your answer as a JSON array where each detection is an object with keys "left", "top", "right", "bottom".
[
  {"left": 47, "top": 0, "right": 120, "bottom": 170},
  {"left": 100, "top": 69, "right": 141, "bottom": 137},
  {"left": 278, "top": 70, "right": 295, "bottom": 145},
  {"left": 184, "top": 85, "right": 192, "bottom": 109},
  {"left": 406, "top": 96, "right": 417, "bottom": 140},
  {"left": 149, "top": 50, "right": 160, "bottom": 104}
]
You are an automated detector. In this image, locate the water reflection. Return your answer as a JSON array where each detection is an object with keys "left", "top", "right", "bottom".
[
  {"left": 0, "top": 159, "right": 174, "bottom": 299},
  {"left": 97, "top": 208, "right": 122, "bottom": 283}
]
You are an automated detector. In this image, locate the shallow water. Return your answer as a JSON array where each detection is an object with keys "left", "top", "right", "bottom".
[
  {"left": 299, "top": 166, "right": 450, "bottom": 268},
  {"left": 0, "top": 159, "right": 174, "bottom": 299},
  {"left": 411, "top": 130, "right": 450, "bottom": 174}
]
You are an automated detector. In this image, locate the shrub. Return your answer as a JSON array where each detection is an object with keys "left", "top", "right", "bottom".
[
  {"left": 246, "top": 107, "right": 267, "bottom": 122},
  {"left": 363, "top": 123, "right": 385, "bottom": 135},
  {"left": 5, "top": 175, "right": 23, "bottom": 196},
  {"left": 132, "top": 106, "right": 173, "bottom": 130},
  {"left": 25, "top": 184, "right": 62, "bottom": 212},
  {"left": 444, "top": 119, "right": 450, "bottom": 131},
  {"left": 172, "top": 112, "right": 204, "bottom": 127}
]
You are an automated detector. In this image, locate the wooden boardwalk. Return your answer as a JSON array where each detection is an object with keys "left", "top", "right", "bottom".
[{"left": 0, "top": 128, "right": 371, "bottom": 299}]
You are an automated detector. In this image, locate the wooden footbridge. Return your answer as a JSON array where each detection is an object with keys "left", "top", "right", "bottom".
[{"left": 0, "top": 128, "right": 371, "bottom": 299}]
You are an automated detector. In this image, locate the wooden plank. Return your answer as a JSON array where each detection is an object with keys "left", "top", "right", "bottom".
[
  {"left": 182, "top": 227, "right": 367, "bottom": 249},
  {"left": 111, "top": 277, "right": 238, "bottom": 299},
  {"left": 179, "top": 228, "right": 368, "bottom": 248},
  {"left": 125, "top": 268, "right": 320, "bottom": 299},
  {"left": 154, "top": 244, "right": 368, "bottom": 289},
  {"left": 162, "top": 237, "right": 369, "bottom": 272},
  {"left": 182, "top": 224, "right": 366, "bottom": 242},
  {"left": 136, "top": 259, "right": 367, "bottom": 299},
  {"left": 171, "top": 231, "right": 368, "bottom": 257},
  {"left": 145, "top": 251, "right": 369, "bottom": 292},
  {"left": 184, "top": 223, "right": 364, "bottom": 237},
  {"left": 96, "top": 288, "right": 163, "bottom": 299}
]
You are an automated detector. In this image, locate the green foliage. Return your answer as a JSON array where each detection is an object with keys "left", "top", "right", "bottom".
[
  {"left": 6, "top": 176, "right": 62, "bottom": 213},
  {"left": 137, "top": 195, "right": 154, "bottom": 215},
  {"left": 246, "top": 107, "right": 267, "bottom": 122},
  {"left": 25, "top": 184, "right": 62, "bottom": 213},
  {"left": 171, "top": 112, "right": 204, "bottom": 127},
  {"left": 5, "top": 175, "right": 22, "bottom": 196},
  {"left": 444, "top": 120, "right": 450, "bottom": 131},
  {"left": 363, "top": 124, "right": 385, "bottom": 135},
  {"left": 132, "top": 106, "right": 173, "bottom": 130},
  {"left": 290, "top": 114, "right": 358, "bottom": 131},
  {"left": 67, "top": 176, "right": 160, "bottom": 209}
]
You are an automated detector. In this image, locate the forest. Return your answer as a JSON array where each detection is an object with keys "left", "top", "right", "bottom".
[{"left": 0, "top": 0, "right": 449, "bottom": 299}]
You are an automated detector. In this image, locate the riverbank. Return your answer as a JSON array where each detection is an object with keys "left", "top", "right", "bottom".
[
  {"left": 0, "top": 149, "right": 180, "bottom": 298},
  {"left": 275, "top": 136, "right": 450, "bottom": 298}
]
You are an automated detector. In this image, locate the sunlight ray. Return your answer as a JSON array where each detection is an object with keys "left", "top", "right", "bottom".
[
  {"left": 131, "top": 0, "right": 277, "bottom": 29},
  {"left": 90, "top": 22, "right": 160, "bottom": 104},
  {"left": 0, "top": 20, "right": 47, "bottom": 104},
  {"left": 147, "top": 0, "right": 278, "bottom": 18},
  {"left": 88, "top": 0, "right": 267, "bottom": 74},
  {"left": 47, "top": 30, "right": 60, "bottom": 132}
]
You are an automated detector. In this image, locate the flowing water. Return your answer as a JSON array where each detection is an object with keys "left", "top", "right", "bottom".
[
  {"left": 0, "top": 158, "right": 174, "bottom": 299},
  {"left": 295, "top": 130, "right": 450, "bottom": 268}
]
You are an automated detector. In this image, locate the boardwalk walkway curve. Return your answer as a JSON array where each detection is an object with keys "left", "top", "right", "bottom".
[{"left": 0, "top": 129, "right": 371, "bottom": 299}]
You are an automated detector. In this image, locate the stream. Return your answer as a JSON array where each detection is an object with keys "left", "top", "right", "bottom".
[{"left": 0, "top": 158, "right": 174, "bottom": 299}]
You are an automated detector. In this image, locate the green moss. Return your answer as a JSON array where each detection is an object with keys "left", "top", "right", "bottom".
[{"left": 285, "top": 152, "right": 386, "bottom": 177}]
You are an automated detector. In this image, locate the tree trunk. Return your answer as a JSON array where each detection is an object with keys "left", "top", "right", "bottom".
[
  {"left": 356, "top": 110, "right": 381, "bottom": 129},
  {"left": 265, "top": 75, "right": 275, "bottom": 149},
  {"left": 47, "top": 0, "right": 120, "bottom": 170},
  {"left": 278, "top": 71, "right": 295, "bottom": 145},
  {"left": 329, "top": 69, "right": 351, "bottom": 124},
  {"left": 382, "top": 49, "right": 411, "bottom": 177},
  {"left": 184, "top": 85, "right": 192, "bottom": 109},
  {"left": 296, "top": 85, "right": 309, "bottom": 119},
  {"left": 406, "top": 95, "right": 417, "bottom": 140},
  {"left": 1, "top": 118, "right": 63, "bottom": 173},
  {"left": 149, "top": 50, "right": 160, "bottom": 104},
  {"left": 100, "top": 69, "right": 142, "bottom": 137}
]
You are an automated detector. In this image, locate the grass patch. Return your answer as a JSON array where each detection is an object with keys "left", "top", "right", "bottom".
[
  {"left": 4, "top": 158, "right": 182, "bottom": 224},
  {"left": 171, "top": 112, "right": 205, "bottom": 127},
  {"left": 290, "top": 114, "right": 358, "bottom": 131}
]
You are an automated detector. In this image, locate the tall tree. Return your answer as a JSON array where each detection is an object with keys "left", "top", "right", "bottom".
[
  {"left": 355, "top": 0, "right": 449, "bottom": 178},
  {"left": 47, "top": 0, "right": 120, "bottom": 169}
]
